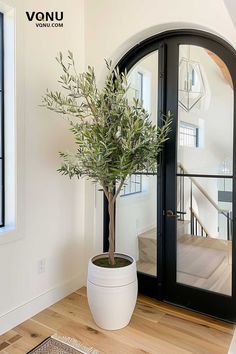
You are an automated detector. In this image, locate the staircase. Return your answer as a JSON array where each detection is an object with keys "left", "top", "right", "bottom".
[
  {"left": 137, "top": 228, "right": 156, "bottom": 275},
  {"left": 178, "top": 163, "right": 232, "bottom": 240},
  {"left": 136, "top": 163, "right": 233, "bottom": 277},
  {"left": 137, "top": 220, "right": 190, "bottom": 275}
]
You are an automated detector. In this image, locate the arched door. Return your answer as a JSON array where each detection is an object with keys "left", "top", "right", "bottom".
[
  {"left": 164, "top": 33, "right": 236, "bottom": 321},
  {"left": 104, "top": 30, "right": 236, "bottom": 321}
]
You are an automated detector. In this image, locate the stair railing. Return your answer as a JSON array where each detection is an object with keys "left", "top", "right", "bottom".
[
  {"left": 190, "top": 207, "right": 209, "bottom": 237},
  {"left": 178, "top": 163, "right": 232, "bottom": 240}
]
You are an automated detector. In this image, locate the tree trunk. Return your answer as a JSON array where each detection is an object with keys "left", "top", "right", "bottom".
[{"left": 108, "top": 192, "right": 115, "bottom": 265}]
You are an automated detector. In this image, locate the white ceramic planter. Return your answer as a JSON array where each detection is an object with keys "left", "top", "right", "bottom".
[{"left": 87, "top": 253, "right": 138, "bottom": 330}]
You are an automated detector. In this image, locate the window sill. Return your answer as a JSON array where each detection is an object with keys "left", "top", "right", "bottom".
[
  {"left": 0, "top": 223, "right": 24, "bottom": 245},
  {"left": 0, "top": 223, "right": 15, "bottom": 233}
]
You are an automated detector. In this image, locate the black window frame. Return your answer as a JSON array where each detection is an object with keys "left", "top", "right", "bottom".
[
  {"left": 120, "top": 174, "right": 143, "bottom": 197},
  {"left": 0, "top": 12, "right": 4, "bottom": 227},
  {"left": 179, "top": 121, "right": 199, "bottom": 148}
]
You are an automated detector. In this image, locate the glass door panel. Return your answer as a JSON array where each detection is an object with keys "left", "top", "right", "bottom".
[
  {"left": 176, "top": 175, "right": 232, "bottom": 295},
  {"left": 115, "top": 51, "right": 159, "bottom": 276},
  {"left": 177, "top": 45, "right": 234, "bottom": 175},
  {"left": 176, "top": 45, "right": 233, "bottom": 296},
  {"left": 116, "top": 174, "right": 157, "bottom": 276}
]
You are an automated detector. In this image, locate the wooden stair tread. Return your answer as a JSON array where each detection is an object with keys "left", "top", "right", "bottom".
[{"left": 138, "top": 228, "right": 156, "bottom": 240}]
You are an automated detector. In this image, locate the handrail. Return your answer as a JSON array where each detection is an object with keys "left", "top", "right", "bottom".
[
  {"left": 190, "top": 207, "right": 210, "bottom": 237},
  {"left": 178, "top": 163, "right": 232, "bottom": 221}
]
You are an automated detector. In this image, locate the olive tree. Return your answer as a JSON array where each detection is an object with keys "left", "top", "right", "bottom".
[{"left": 42, "top": 52, "right": 172, "bottom": 266}]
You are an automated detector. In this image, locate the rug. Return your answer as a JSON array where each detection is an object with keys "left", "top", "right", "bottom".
[
  {"left": 177, "top": 242, "right": 227, "bottom": 279},
  {"left": 27, "top": 334, "right": 99, "bottom": 354}
]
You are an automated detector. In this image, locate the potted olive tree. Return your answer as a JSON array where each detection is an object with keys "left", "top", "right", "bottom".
[{"left": 42, "top": 52, "right": 171, "bottom": 330}]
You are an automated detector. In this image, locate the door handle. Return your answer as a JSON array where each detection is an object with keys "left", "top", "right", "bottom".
[
  {"left": 164, "top": 209, "right": 177, "bottom": 217},
  {"left": 163, "top": 210, "right": 187, "bottom": 217}
]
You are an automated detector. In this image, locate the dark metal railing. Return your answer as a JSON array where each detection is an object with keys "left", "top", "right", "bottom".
[{"left": 190, "top": 207, "right": 209, "bottom": 237}]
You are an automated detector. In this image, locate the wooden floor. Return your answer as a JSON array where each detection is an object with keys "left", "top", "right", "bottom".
[
  {"left": 137, "top": 231, "right": 232, "bottom": 296},
  {"left": 177, "top": 235, "right": 232, "bottom": 296},
  {"left": 0, "top": 287, "right": 234, "bottom": 354}
]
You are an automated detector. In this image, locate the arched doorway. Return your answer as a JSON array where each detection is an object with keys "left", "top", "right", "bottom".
[{"left": 104, "top": 30, "right": 236, "bottom": 321}]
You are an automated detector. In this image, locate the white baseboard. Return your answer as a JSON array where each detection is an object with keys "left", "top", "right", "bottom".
[
  {"left": 0, "top": 274, "right": 85, "bottom": 335},
  {"left": 229, "top": 329, "right": 236, "bottom": 354}
]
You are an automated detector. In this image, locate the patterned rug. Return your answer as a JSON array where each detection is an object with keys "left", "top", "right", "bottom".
[{"left": 27, "top": 334, "right": 99, "bottom": 354}]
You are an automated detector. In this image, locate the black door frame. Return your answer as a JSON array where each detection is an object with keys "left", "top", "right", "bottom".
[
  {"left": 164, "top": 33, "right": 236, "bottom": 321},
  {"left": 103, "top": 29, "right": 236, "bottom": 321}
]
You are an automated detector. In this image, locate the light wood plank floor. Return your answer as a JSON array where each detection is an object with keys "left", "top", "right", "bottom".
[
  {"left": 0, "top": 287, "right": 234, "bottom": 354},
  {"left": 137, "top": 233, "right": 232, "bottom": 296}
]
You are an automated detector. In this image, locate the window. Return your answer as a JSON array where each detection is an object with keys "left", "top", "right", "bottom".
[
  {"left": 179, "top": 122, "right": 199, "bottom": 147},
  {"left": 127, "top": 71, "right": 144, "bottom": 104},
  {"left": 136, "top": 72, "right": 143, "bottom": 101},
  {"left": 0, "top": 5, "right": 19, "bottom": 239},
  {"left": 120, "top": 174, "right": 142, "bottom": 197},
  {"left": 0, "top": 12, "right": 4, "bottom": 227}
]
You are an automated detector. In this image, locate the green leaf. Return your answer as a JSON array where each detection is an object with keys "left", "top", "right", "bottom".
[{"left": 42, "top": 52, "right": 172, "bottom": 198}]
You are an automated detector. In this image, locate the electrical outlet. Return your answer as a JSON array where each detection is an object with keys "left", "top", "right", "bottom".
[{"left": 38, "top": 258, "right": 46, "bottom": 274}]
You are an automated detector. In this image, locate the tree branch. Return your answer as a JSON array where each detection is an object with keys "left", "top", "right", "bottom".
[
  {"left": 112, "top": 178, "right": 125, "bottom": 203},
  {"left": 101, "top": 183, "right": 109, "bottom": 199}
]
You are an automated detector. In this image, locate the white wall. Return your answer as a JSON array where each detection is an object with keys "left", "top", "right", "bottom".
[
  {"left": 0, "top": 0, "right": 86, "bottom": 334},
  {"left": 1, "top": 0, "right": 236, "bottom": 335},
  {"left": 84, "top": 0, "right": 236, "bottom": 259},
  {"left": 84, "top": 0, "right": 236, "bottom": 75}
]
